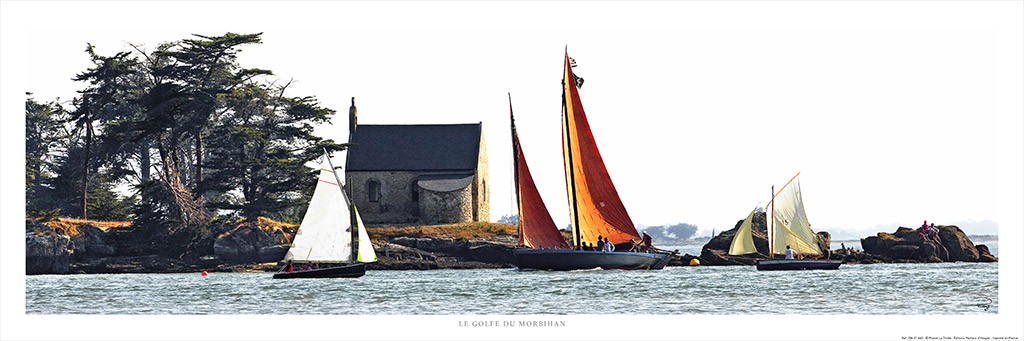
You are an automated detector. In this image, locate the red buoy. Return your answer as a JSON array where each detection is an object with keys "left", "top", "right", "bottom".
[{"left": 200, "top": 270, "right": 208, "bottom": 277}]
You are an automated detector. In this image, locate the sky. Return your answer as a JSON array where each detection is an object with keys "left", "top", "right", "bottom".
[
  {"left": 2, "top": 1, "right": 1022, "bottom": 340},
  {"left": 5, "top": 2, "right": 1018, "bottom": 237}
]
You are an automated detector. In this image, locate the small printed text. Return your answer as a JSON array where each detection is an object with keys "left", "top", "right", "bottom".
[{"left": 457, "top": 320, "right": 566, "bottom": 328}]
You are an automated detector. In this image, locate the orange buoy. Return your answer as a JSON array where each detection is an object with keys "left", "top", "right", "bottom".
[
  {"left": 200, "top": 270, "right": 208, "bottom": 276},
  {"left": 688, "top": 258, "right": 700, "bottom": 266}
]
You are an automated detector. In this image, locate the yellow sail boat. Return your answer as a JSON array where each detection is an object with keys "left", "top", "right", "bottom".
[{"left": 728, "top": 172, "right": 841, "bottom": 270}]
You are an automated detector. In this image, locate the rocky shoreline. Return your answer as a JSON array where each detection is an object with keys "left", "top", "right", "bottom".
[
  {"left": 699, "top": 212, "right": 996, "bottom": 265},
  {"left": 25, "top": 218, "right": 530, "bottom": 274},
  {"left": 26, "top": 216, "right": 995, "bottom": 275}
]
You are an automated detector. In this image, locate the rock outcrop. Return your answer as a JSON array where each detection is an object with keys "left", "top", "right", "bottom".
[
  {"left": 860, "top": 225, "right": 996, "bottom": 263},
  {"left": 26, "top": 219, "right": 72, "bottom": 275},
  {"left": 667, "top": 253, "right": 700, "bottom": 267},
  {"left": 384, "top": 236, "right": 516, "bottom": 267},
  {"left": 26, "top": 232, "right": 72, "bottom": 275},
  {"left": 68, "top": 224, "right": 116, "bottom": 260},
  {"left": 700, "top": 211, "right": 831, "bottom": 265},
  {"left": 213, "top": 223, "right": 292, "bottom": 263},
  {"left": 71, "top": 255, "right": 197, "bottom": 273}
]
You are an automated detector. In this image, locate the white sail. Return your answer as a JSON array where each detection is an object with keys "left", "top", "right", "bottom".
[
  {"left": 355, "top": 207, "right": 377, "bottom": 262},
  {"left": 728, "top": 207, "right": 759, "bottom": 255},
  {"left": 285, "top": 158, "right": 353, "bottom": 262},
  {"left": 771, "top": 178, "right": 821, "bottom": 255}
]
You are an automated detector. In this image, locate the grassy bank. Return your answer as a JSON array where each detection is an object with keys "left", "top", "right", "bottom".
[{"left": 368, "top": 222, "right": 517, "bottom": 243}]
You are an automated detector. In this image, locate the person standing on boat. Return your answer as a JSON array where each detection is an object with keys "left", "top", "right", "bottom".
[
  {"left": 596, "top": 235, "right": 606, "bottom": 252},
  {"left": 785, "top": 245, "right": 795, "bottom": 260},
  {"left": 603, "top": 237, "right": 615, "bottom": 252},
  {"left": 640, "top": 231, "right": 653, "bottom": 253},
  {"left": 283, "top": 260, "right": 294, "bottom": 273}
]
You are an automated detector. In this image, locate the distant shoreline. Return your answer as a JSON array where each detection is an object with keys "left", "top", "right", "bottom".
[{"left": 27, "top": 218, "right": 998, "bottom": 275}]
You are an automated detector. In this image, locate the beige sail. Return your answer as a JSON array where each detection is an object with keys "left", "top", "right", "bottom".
[
  {"left": 771, "top": 177, "right": 820, "bottom": 255},
  {"left": 285, "top": 158, "right": 353, "bottom": 262},
  {"left": 728, "top": 207, "right": 759, "bottom": 255}
]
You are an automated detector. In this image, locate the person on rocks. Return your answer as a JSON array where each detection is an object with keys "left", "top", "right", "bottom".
[
  {"left": 785, "top": 245, "right": 795, "bottom": 260},
  {"left": 596, "top": 235, "right": 606, "bottom": 252},
  {"left": 603, "top": 237, "right": 615, "bottom": 252}
]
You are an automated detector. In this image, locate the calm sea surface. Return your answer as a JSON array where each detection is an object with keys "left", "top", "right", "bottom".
[{"left": 26, "top": 243, "right": 998, "bottom": 315}]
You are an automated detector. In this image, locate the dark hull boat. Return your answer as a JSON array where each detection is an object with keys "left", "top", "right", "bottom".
[
  {"left": 513, "top": 249, "right": 671, "bottom": 271},
  {"left": 505, "top": 53, "right": 668, "bottom": 272},
  {"left": 272, "top": 263, "right": 367, "bottom": 279},
  {"left": 755, "top": 259, "right": 841, "bottom": 271}
]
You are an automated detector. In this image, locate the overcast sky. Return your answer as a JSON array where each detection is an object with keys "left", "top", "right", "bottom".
[{"left": 2, "top": 1, "right": 1022, "bottom": 340}]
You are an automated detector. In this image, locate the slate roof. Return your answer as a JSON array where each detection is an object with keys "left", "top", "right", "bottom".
[{"left": 346, "top": 123, "right": 482, "bottom": 172}]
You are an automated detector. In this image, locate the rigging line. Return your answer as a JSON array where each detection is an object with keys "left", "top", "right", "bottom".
[
  {"left": 766, "top": 171, "right": 802, "bottom": 205},
  {"left": 324, "top": 148, "right": 357, "bottom": 262}
]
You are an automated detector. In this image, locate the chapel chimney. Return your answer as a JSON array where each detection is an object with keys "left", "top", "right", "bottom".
[{"left": 348, "top": 97, "right": 359, "bottom": 139}]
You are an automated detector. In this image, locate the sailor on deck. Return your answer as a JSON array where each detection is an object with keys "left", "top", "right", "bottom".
[
  {"left": 640, "top": 231, "right": 653, "bottom": 252},
  {"left": 784, "top": 245, "right": 795, "bottom": 260}
]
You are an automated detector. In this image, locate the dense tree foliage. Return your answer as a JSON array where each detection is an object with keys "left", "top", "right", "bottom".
[
  {"left": 200, "top": 81, "right": 339, "bottom": 221},
  {"left": 25, "top": 32, "right": 343, "bottom": 256},
  {"left": 25, "top": 96, "right": 66, "bottom": 215}
]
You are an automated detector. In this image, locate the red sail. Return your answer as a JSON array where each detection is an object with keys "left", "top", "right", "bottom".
[
  {"left": 562, "top": 52, "right": 642, "bottom": 246},
  {"left": 514, "top": 132, "right": 570, "bottom": 249}
]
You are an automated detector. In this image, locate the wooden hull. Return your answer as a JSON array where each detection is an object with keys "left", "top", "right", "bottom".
[
  {"left": 756, "top": 259, "right": 842, "bottom": 271},
  {"left": 272, "top": 263, "right": 366, "bottom": 279},
  {"left": 512, "top": 249, "right": 672, "bottom": 271}
]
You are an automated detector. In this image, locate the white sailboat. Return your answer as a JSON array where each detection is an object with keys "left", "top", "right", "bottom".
[
  {"left": 274, "top": 152, "right": 377, "bottom": 279},
  {"left": 729, "top": 173, "right": 841, "bottom": 270}
]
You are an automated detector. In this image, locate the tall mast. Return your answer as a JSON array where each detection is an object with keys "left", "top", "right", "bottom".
[
  {"left": 509, "top": 93, "right": 523, "bottom": 245},
  {"left": 324, "top": 148, "right": 357, "bottom": 263},
  {"left": 770, "top": 185, "right": 775, "bottom": 258},
  {"left": 766, "top": 173, "right": 800, "bottom": 257},
  {"left": 562, "top": 51, "right": 583, "bottom": 250}
]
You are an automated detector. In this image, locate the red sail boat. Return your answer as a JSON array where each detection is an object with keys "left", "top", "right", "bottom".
[{"left": 509, "top": 52, "right": 673, "bottom": 270}]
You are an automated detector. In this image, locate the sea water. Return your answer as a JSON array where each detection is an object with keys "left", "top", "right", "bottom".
[{"left": 26, "top": 243, "right": 998, "bottom": 315}]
